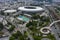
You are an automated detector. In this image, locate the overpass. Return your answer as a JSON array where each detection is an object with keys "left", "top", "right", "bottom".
[{"left": 49, "top": 20, "right": 60, "bottom": 28}]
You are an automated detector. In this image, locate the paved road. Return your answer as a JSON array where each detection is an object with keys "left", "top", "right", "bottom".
[
  {"left": 51, "top": 26, "right": 59, "bottom": 40},
  {"left": 0, "top": 37, "right": 9, "bottom": 40}
]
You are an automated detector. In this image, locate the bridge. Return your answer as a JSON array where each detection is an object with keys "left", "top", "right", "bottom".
[{"left": 49, "top": 20, "right": 60, "bottom": 28}]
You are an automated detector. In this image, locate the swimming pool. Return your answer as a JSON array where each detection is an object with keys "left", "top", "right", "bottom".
[{"left": 18, "top": 16, "right": 30, "bottom": 22}]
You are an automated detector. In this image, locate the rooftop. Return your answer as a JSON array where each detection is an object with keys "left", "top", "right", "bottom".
[{"left": 4, "top": 9, "right": 17, "bottom": 13}]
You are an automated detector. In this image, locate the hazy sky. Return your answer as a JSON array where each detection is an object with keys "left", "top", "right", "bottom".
[
  {"left": 53, "top": 0, "right": 60, "bottom": 2},
  {"left": 0, "top": 0, "right": 60, "bottom": 2}
]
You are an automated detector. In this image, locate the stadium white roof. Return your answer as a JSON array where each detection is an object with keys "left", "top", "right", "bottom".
[
  {"left": 18, "top": 6, "right": 44, "bottom": 12},
  {"left": 4, "top": 10, "right": 17, "bottom": 13}
]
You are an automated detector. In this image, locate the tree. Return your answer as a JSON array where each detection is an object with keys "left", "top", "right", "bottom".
[
  {"left": 0, "top": 23, "right": 4, "bottom": 31},
  {"left": 40, "top": 16, "right": 50, "bottom": 22},
  {"left": 27, "top": 38, "right": 30, "bottom": 40},
  {"left": 0, "top": 31, "right": 4, "bottom": 36},
  {"left": 18, "top": 36, "right": 24, "bottom": 40},
  {"left": 32, "top": 15, "right": 40, "bottom": 19},
  {"left": 9, "top": 25, "right": 15, "bottom": 32},
  {"left": 39, "top": 21, "right": 43, "bottom": 26},
  {"left": 0, "top": 11, "right": 5, "bottom": 15},
  {"left": 10, "top": 31, "right": 24, "bottom": 40},
  {"left": 9, "top": 36, "right": 15, "bottom": 40},
  {"left": 26, "top": 21, "right": 32, "bottom": 27}
]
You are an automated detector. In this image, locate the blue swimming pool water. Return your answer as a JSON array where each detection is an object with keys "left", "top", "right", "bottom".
[
  {"left": 19, "top": 16, "right": 23, "bottom": 18},
  {"left": 18, "top": 16, "right": 30, "bottom": 22}
]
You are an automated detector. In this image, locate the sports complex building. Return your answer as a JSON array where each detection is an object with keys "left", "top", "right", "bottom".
[
  {"left": 4, "top": 6, "right": 45, "bottom": 22},
  {"left": 17, "top": 6, "right": 44, "bottom": 22}
]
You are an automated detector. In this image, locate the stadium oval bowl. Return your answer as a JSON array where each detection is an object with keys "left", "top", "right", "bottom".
[{"left": 18, "top": 6, "right": 44, "bottom": 12}]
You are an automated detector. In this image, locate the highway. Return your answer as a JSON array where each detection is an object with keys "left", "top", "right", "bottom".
[
  {"left": 0, "top": 37, "right": 9, "bottom": 40},
  {"left": 46, "top": 6, "right": 60, "bottom": 40}
]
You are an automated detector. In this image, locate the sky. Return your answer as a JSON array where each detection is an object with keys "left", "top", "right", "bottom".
[
  {"left": 53, "top": 0, "right": 60, "bottom": 2},
  {"left": 0, "top": 0, "right": 60, "bottom": 2}
]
